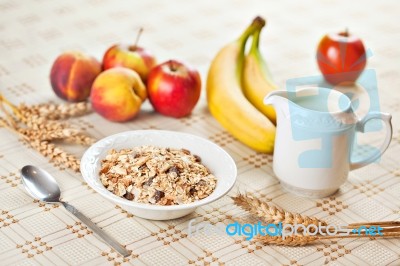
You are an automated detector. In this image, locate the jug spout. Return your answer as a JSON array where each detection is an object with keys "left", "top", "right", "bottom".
[
  {"left": 263, "top": 90, "right": 289, "bottom": 107},
  {"left": 264, "top": 90, "right": 291, "bottom": 121}
]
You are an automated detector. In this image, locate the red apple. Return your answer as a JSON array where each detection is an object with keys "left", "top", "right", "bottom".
[
  {"left": 147, "top": 60, "right": 201, "bottom": 118},
  {"left": 316, "top": 29, "right": 367, "bottom": 85},
  {"left": 102, "top": 29, "right": 156, "bottom": 82}
]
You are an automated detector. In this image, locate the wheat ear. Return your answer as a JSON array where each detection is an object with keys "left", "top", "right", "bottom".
[{"left": 232, "top": 193, "right": 327, "bottom": 226}]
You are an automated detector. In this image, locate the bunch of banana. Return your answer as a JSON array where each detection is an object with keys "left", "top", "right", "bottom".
[{"left": 206, "top": 17, "right": 278, "bottom": 153}]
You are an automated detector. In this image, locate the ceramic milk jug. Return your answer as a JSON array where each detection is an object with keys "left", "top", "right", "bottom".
[{"left": 264, "top": 87, "right": 392, "bottom": 198}]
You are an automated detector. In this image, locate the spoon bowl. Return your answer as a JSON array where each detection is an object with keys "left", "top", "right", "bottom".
[
  {"left": 21, "top": 165, "right": 61, "bottom": 203},
  {"left": 20, "top": 165, "right": 131, "bottom": 257}
]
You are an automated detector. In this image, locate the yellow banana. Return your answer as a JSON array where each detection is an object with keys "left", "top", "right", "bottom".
[
  {"left": 206, "top": 17, "right": 275, "bottom": 153},
  {"left": 242, "top": 27, "right": 278, "bottom": 125}
]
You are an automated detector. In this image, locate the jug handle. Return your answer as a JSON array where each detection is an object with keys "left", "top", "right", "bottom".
[{"left": 350, "top": 112, "right": 393, "bottom": 170}]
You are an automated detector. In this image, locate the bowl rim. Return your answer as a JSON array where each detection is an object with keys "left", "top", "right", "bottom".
[{"left": 80, "top": 130, "right": 237, "bottom": 211}]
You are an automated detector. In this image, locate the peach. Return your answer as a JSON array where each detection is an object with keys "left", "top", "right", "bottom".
[
  {"left": 50, "top": 51, "right": 101, "bottom": 102},
  {"left": 90, "top": 68, "right": 147, "bottom": 122}
]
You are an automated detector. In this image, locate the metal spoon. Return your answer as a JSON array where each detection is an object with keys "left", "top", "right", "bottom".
[{"left": 20, "top": 165, "right": 131, "bottom": 257}]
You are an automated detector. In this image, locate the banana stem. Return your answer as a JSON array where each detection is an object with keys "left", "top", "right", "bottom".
[
  {"left": 250, "top": 28, "right": 261, "bottom": 53},
  {"left": 238, "top": 17, "right": 265, "bottom": 47},
  {"left": 235, "top": 17, "right": 265, "bottom": 78}
]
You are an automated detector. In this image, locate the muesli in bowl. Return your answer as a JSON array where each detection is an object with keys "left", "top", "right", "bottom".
[
  {"left": 80, "top": 130, "right": 237, "bottom": 220},
  {"left": 100, "top": 146, "right": 217, "bottom": 205}
]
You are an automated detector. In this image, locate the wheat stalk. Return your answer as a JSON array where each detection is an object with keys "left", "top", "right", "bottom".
[
  {"left": 1, "top": 94, "right": 92, "bottom": 141},
  {"left": 233, "top": 193, "right": 400, "bottom": 246},
  {"left": 232, "top": 193, "right": 327, "bottom": 226},
  {"left": 18, "top": 127, "right": 94, "bottom": 145},
  {"left": 0, "top": 98, "right": 18, "bottom": 129},
  {"left": 27, "top": 137, "right": 81, "bottom": 172},
  {"left": 0, "top": 117, "right": 81, "bottom": 172},
  {"left": 18, "top": 102, "right": 91, "bottom": 120},
  {"left": 0, "top": 94, "right": 24, "bottom": 121},
  {"left": 17, "top": 102, "right": 94, "bottom": 146},
  {"left": 22, "top": 114, "right": 95, "bottom": 145},
  {"left": 254, "top": 231, "right": 400, "bottom": 246},
  {"left": 0, "top": 94, "right": 93, "bottom": 172},
  {"left": 348, "top": 221, "right": 400, "bottom": 228},
  {"left": 0, "top": 116, "right": 14, "bottom": 130},
  {"left": 253, "top": 235, "right": 318, "bottom": 246}
]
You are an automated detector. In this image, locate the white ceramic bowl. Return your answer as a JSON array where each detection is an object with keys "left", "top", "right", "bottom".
[{"left": 80, "top": 130, "right": 237, "bottom": 220}]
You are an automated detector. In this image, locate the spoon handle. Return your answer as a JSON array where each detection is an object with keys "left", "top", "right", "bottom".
[{"left": 62, "top": 202, "right": 131, "bottom": 257}]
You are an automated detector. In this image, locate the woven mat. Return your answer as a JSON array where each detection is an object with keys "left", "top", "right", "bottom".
[{"left": 1, "top": 0, "right": 400, "bottom": 265}]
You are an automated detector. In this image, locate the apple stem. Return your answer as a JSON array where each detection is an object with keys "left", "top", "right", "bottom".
[
  {"left": 169, "top": 60, "right": 178, "bottom": 72},
  {"left": 343, "top": 27, "right": 349, "bottom": 37},
  {"left": 133, "top": 28, "right": 144, "bottom": 49}
]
